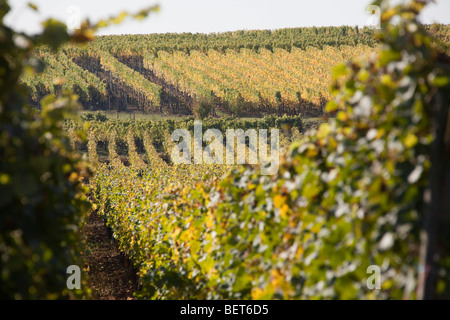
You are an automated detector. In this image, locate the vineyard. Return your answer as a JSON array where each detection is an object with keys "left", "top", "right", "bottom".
[
  {"left": 22, "top": 23, "right": 450, "bottom": 119},
  {"left": 2, "top": 0, "right": 450, "bottom": 301},
  {"left": 21, "top": 45, "right": 364, "bottom": 116},
  {"left": 64, "top": 115, "right": 308, "bottom": 298},
  {"left": 73, "top": 11, "right": 450, "bottom": 299}
]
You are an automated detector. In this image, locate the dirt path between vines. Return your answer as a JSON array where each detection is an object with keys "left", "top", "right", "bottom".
[{"left": 81, "top": 211, "right": 137, "bottom": 300}]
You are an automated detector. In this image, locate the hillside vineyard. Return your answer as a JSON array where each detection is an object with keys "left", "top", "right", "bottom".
[
  {"left": 22, "top": 25, "right": 450, "bottom": 118},
  {"left": 21, "top": 26, "right": 381, "bottom": 117}
]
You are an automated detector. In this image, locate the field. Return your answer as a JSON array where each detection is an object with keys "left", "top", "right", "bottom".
[{"left": 1, "top": 0, "right": 450, "bottom": 301}]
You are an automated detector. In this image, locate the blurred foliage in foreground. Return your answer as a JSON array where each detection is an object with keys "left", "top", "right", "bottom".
[
  {"left": 0, "top": 0, "right": 158, "bottom": 299},
  {"left": 0, "top": 0, "right": 91, "bottom": 299}
]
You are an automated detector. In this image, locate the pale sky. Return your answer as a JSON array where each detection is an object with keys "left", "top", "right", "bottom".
[{"left": 5, "top": 0, "right": 450, "bottom": 36}]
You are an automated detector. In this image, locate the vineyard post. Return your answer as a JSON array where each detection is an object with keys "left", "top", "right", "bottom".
[
  {"left": 169, "top": 84, "right": 172, "bottom": 112},
  {"left": 417, "top": 90, "right": 450, "bottom": 299},
  {"left": 108, "top": 70, "right": 112, "bottom": 111}
]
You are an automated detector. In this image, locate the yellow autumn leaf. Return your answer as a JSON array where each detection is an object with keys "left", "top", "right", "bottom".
[
  {"left": 306, "top": 145, "right": 318, "bottom": 157},
  {"left": 273, "top": 194, "right": 286, "bottom": 208},
  {"left": 179, "top": 229, "right": 189, "bottom": 242},
  {"left": 247, "top": 182, "right": 256, "bottom": 190},
  {"left": 280, "top": 204, "right": 289, "bottom": 218},
  {"left": 317, "top": 123, "right": 331, "bottom": 139},
  {"left": 337, "top": 111, "right": 348, "bottom": 121},
  {"left": 295, "top": 245, "right": 304, "bottom": 258},
  {"left": 251, "top": 287, "right": 265, "bottom": 300},
  {"left": 271, "top": 269, "right": 283, "bottom": 288},
  {"left": 171, "top": 227, "right": 182, "bottom": 240},
  {"left": 403, "top": 132, "right": 418, "bottom": 148},
  {"left": 205, "top": 213, "right": 214, "bottom": 228},
  {"left": 376, "top": 128, "right": 386, "bottom": 139}
]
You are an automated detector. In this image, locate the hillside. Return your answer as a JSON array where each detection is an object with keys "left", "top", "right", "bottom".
[{"left": 21, "top": 24, "right": 449, "bottom": 118}]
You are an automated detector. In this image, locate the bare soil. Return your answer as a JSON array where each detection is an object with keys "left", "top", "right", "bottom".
[{"left": 81, "top": 211, "right": 138, "bottom": 300}]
